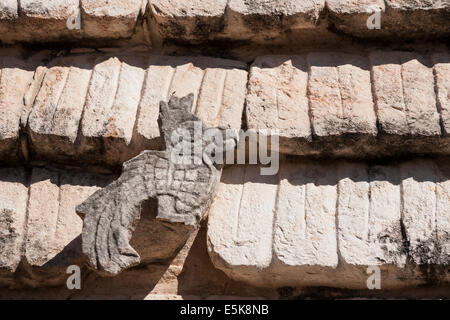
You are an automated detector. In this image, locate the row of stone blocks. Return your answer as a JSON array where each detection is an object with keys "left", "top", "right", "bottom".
[
  {"left": 0, "top": 1, "right": 449, "bottom": 44},
  {"left": 208, "top": 159, "right": 450, "bottom": 289},
  {"left": 0, "top": 159, "right": 448, "bottom": 289},
  {"left": 0, "top": 50, "right": 449, "bottom": 167}
]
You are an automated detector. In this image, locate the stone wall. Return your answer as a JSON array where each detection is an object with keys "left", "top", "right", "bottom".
[{"left": 0, "top": 0, "right": 449, "bottom": 299}]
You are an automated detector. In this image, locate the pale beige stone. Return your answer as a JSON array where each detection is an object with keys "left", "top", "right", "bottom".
[
  {"left": 0, "top": 0, "right": 17, "bottom": 19},
  {"left": 19, "top": 0, "right": 81, "bottom": 42},
  {"left": 133, "top": 56, "right": 175, "bottom": 150},
  {"left": 28, "top": 55, "right": 97, "bottom": 161},
  {"left": 367, "top": 165, "right": 406, "bottom": 266},
  {"left": 371, "top": 51, "right": 441, "bottom": 138},
  {"left": 225, "top": 0, "right": 325, "bottom": 40},
  {"left": 400, "top": 160, "right": 438, "bottom": 265},
  {"left": 19, "top": 168, "right": 114, "bottom": 284},
  {"left": 308, "top": 52, "right": 377, "bottom": 137},
  {"left": 81, "top": 0, "right": 143, "bottom": 39},
  {"left": 370, "top": 51, "right": 409, "bottom": 135},
  {"left": 432, "top": 52, "right": 450, "bottom": 135},
  {"left": 80, "top": 54, "right": 148, "bottom": 165},
  {"left": 208, "top": 160, "right": 450, "bottom": 289},
  {"left": 149, "top": 0, "right": 227, "bottom": 41},
  {"left": 273, "top": 162, "right": 338, "bottom": 267},
  {"left": 208, "top": 165, "right": 277, "bottom": 273},
  {"left": 0, "top": 167, "right": 28, "bottom": 274},
  {"left": 401, "top": 52, "right": 441, "bottom": 136},
  {"left": 246, "top": 55, "right": 311, "bottom": 154},
  {"left": 55, "top": 172, "right": 110, "bottom": 255},
  {"left": 168, "top": 58, "right": 205, "bottom": 112},
  {"left": 195, "top": 60, "right": 247, "bottom": 129},
  {"left": 337, "top": 162, "right": 406, "bottom": 267},
  {"left": 24, "top": 168, "right": 60, "bottom": 267},
  {"left": 436, "top": 160, "right": 450, "bottom": 265},
  {"left": 0, "top": 57, "right": 36, "bottom": 161},
  {"left": 328, "top": 0, "right": 449, "bottom": 39},
  {"left": 102, "top": 56, "right": 147, "bottom": 165}
]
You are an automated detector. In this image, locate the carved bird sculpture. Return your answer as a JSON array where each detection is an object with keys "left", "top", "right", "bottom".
[{"left": 76, "top": 93, "right": 238, "bottom": 276}]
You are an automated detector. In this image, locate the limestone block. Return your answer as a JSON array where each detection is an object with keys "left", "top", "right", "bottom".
[
  {"left": 79, "top": 55, "right": 146, "bottom": 166},
  {"left": 400, "top": 160, "right": 439, "bottom": 265},
  {"left": 19, "top": 0, "right": 81, "bottom": 42},
  {"left": 0, "top": 0, "right": 17, "bottom": 19},
  {"left": 149, "top": 0, "right": 227, "bottom": 42},
  {"left": 327, "top": 0, "right": 450, "bottom": 39},
  {"left": 370, "top": 51, "right": 442, "bottom": 154},
  {"left": 225, "top": 0, "right": 325, "bottom": 40},
  {"left": 308, "top": 52, "right": 377, "bottom": 156},
  {"left": 336, "top": 162, "right": 407, "bottom": 285},
  {"left": 435, "top": 160, "right": 450, "bottom": 266},
  {"left": 24, "top": 53, "right": 246, "bottom": 167},
  {"left": 246, "top": 55, "right": 312, "bottom": 155},
  {"left": 327, "top": 0, "right": 386, "bottom": 37},
  {"left": 0, "top": 56, "right": 37, "bottom": 162},
  {"left": 0, "top": 1, "right": 18, "bottom": 41},
  {"left": 432, "top": 52, "right": 450, "bottom": 136},
  {"left": 208, "top": 160, "right": 450, "bottom": 289},
  {"left": 272, "top": 162, "right": 338, "bottom": 286},
  {"left": 81, "top": 0, "right": 143, "bottom": 39},
  {"left": 18, "top": 167, "right": 112, "bottom": 286},
  {"left": 23, "top": 168, "right": 61, "bottom": 269},
  {"left": 27, "top": 54, "right": 97, "bottom": 162},
  {"left": 383, "top": 0, "right": 450, "bottom": 38},
  {"left": 0, "top": 167, "right": 28, "bottom": 281}
]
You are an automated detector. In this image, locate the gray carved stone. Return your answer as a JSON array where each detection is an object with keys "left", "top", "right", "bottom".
[{"left": 76, "top": 94, "right": 235, "bottom": 276}]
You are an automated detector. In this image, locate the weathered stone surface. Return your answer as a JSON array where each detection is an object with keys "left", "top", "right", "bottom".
[
  {"left": 328, "top": 0, "right": 450, "bottom": 39},
  {"left": 370, "top": 51, "right": 443, "bottom": 155},
  {"left": 308, "top": 52, "right": 377, "bottom": 138},
  {"left": 81, "top": 0, "right": 143, "bottom": 39},
  {"left": 0, "top": 167, "right": 28, "bottom": 279},
  {"left": 27, "top": 54, "right": 97, "bottom": 161},
  {"left": 208, "top": 160, "right": 450, "bottom": 289},
  {"left": 149, "top": 0, "right": 227, "bottom": 42},
  {"left": 78, "top": 54, "right": 147, "bottom": 166},
  {"left": 436, "top": 159, "right": 450, "bottom": 266},
  {"left": 432, "top": 52, "right": 450, "bottom": 136},
  {"left": 383, "top": 0, "right": 450, "bottom": 38},
  {"left": 225, "top": 0, "right": 325, "bottom": 40},
  {"left": 0, "top": 0, "right": 18, "bottom": 19},
  {"left": 0, "top": 56, "right": 37, "bottom": 162},
  {"left": 23, "top": 168, "right": 60, "bottom": 269},
  {"left": 246, "top": 55, "right": 312, "bottom": 154},
  {"left": 19, "top": 0, "right": 81, "bottom": 43},
  {"left": 336, "top": 162, "right": 408, "bottom": 285},
  {"left": 23, "top": 53, "right": 247, "bottom": 167},
  {"left": 400, "top": 160, "right": 439, "bottom": 265},
  {"left": 0, "top": 167, "right": 114, "bottom": 286},
  {"left": 133, "top": 55, "right": 247, "bottom": 153},
  {"left": 3, "top": 50, "right": 450, "bottom": 166},
  {"left": 76, "top": 94, "right": 231, "bottom": 276},
  {"left": 293, "top": 52, "right": 376, "bottom": 156}
]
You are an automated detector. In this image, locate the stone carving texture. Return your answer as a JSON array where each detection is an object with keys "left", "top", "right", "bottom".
[
  {"left": 0, "top": 166, "right": 112, "bottom": 287},
  {"left": 76, "top": 94, "right": 227, "bottom": 276},
  {"left": 19, "top": 53, "right": 247, "bottom": 167},
  {"left": 208, "top": 159, "right": 450, "bottom": 289},
  {"left": 0, "top": 0, "right": 144, "bottom": 43},
  {"left": 0, "top": 50, "right": 449, "bottom": 165},
  {"left": 246, "top": 52, "right": 450, "bottom": 157}
]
